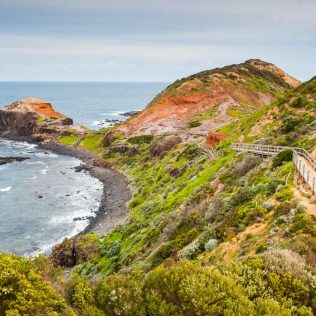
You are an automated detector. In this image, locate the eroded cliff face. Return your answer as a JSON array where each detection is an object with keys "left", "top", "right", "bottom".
[
  {"left": 118, "top": 59, "right": 300, "bottom": 136},
  {"left": 0, "top": 110, "right": 38, "bottom": 136},
  {"left": 0, "top": 98, "right": 74, "bottom": 138}
]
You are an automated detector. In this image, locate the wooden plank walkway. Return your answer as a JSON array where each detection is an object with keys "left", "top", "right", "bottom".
[{"left": 232, "top": 143, "right": 316, "bottom": 195}]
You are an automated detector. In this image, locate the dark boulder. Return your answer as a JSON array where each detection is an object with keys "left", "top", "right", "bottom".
[
  {"left": 102, "top": 130, "right": 117, "bottom": 147},
  {"left": 0, "top": 110, "right": 38, "bottom": 136},
  {"left": 151, "top": 135, "right": 182, "bottom": 157},
  {"left": 0, "top": 156, "right": 30, "bottom": 166},
  {"left": 50, "top": 236, "right": 100, "bottom": 267},
  {"left": 110, "top": 145, "right": 139, "bottom": 155},
  {"left": 92, "top": 158, "right": 112, "bottom": 169}
]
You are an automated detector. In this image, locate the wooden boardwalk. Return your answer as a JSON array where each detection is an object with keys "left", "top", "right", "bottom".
[{"left": 232, "top": 143, "right": 316, "bottom": 195}]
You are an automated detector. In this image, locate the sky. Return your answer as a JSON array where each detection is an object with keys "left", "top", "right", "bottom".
[{"left": 0, "top": 0, "right": 315, "bottom": 82}]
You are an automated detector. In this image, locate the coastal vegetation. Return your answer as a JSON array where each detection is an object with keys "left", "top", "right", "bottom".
[{"left": 1, "top": 61, "right": 316, "bottom": 315}]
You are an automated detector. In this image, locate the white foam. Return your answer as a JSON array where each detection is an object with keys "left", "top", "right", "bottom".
[
  {"left": 92, "top": 120, "right": 114, "bottom": 127},
  {"left": 35, "top": 152, "right": 58, "bottom": 158},
  {"left": 40, "top": 168, "right": 48, "bottom": 174},
  {"left": 9, "top": 141, "right": 37, "bottom": 150},
  {"left": 48, "top": 209, "right": 93, "bottom": 226},
  {"left": 26, "top": 161, "right": 46, "bottom": 165},
  {"left": 0, "top": 186, "right": 11, "bottom": 192}
]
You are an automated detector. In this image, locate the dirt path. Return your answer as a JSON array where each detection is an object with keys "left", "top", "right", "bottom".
[{"left": 215, "top": 221, "right": 267, "bottom": 261}]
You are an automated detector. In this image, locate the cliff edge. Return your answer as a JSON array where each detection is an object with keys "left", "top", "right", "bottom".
[{"left": 0, "top": 98, "right": 76, "bottom": 139}]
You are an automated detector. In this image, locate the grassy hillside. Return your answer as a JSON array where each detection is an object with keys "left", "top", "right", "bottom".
[
  {"left": 117, "top": 59, "right": 300, "bottom": 136},
  {"left": 3, "top": 75, "right": 316, "bottom": 315}
]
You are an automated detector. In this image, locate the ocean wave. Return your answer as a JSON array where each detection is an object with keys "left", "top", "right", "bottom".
[
  {"left": 48, "top": 209, "right": 93, "bottom": 225},
  {"left": 26, "top": 161, "right": 46, "bottom": 165},
  {"left": 40, "top": 168, "right": 48, "bottom": 174},
  {"left": 26, "top": 223, "right": 87, "bottom": 257},
  {"left": 92, "top": 120, "right": 117, "bottom": 127},
  {"left": 0, "top": 186, "right": 11, "bottom": 192},
  {"left": 9, "top": 140, "right": 37, "bottom": 150},
  {"left": 35, "top": 152, "right": 58, "bottom": 158}
]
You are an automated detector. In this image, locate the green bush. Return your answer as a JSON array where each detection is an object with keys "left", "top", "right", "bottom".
[
  {"left": 145, "top": 260, "right": 254, "bottom": 315},
  {"left": 67, "top": 273, "right": 95, "bottom": 311},
  {"left": 147, "top": 242, "right": 175, "bottom": 268},
  {"left": 128, "top": 135, "right": 154, "bottom": 145},
  {"left": 0, "top": 254, "right": 66, "bottom": 315},
  {"left": 188, "top": 120, "right": 201, "bottom": 128},
  {"left": 272, "top": 150, "right": 293, "bottom": 169},
  {"left": 94, "top": 274, "right": 145, "bottom": 316},
  {"left": 205, "top": 238, "right": 219, "bottom": 251}
]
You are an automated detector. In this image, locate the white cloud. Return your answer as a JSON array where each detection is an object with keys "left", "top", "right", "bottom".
[{"left": 0, "top": 0, "right": 315, "bottom": 81}]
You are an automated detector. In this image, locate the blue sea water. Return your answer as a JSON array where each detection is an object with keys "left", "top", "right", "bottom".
[
  {"left": 0, "top": 82, "right": 168, "bottom": 255},
  {"left": 0, "top": 82, "right": 168, "bottom": 129}
]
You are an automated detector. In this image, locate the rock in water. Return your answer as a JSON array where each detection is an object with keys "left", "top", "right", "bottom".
[
  {"left": 119, "top": 110, "right": 140, "bottom": 117},
  {"left": 0, "top": 156, "right": 30, "bottom": 166}
]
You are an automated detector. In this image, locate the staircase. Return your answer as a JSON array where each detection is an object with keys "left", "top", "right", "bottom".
[{"left": 232, "top": 143, "right": 316, "bottom": 195}]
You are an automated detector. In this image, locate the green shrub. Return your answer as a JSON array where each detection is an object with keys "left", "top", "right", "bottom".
[
  {"left": 291, "top": 213, "right": 316, "bottom": 235},
  {"left": 94, "top": 274, "right": 145, "bottom": 316},
  {"left": 0, "top": 254, "right": 66, "bottom": 315},
  {"left": 67, "top": 273, "right": 95, "bottom": 310},
  {"left": 292, "top": 96, "right": 308, "bottom": 108},
  {"left": 188, "top": 120, "right": 201, "bottom": 128},
  {"left": 128, "top": 135, "right": 154, "bottom": 145},
  {"left": 205, "top": 238, "right": 219, "bottom": 251},
  {"left": 145, "top": 260, "right": 254, "bottom": 315},
  {"left": 254, "top": 298, "right": 292, "bottom": 315},
  {"left": 256, "top": 243, "right": 268, "bottom": 254},
  {"left": 272, "top": 150, "right": 293, "bottom": 169},
  {"left": 147, "top": 242, "right": 175, "bottom": 268},
  {"left": 266, "top": 179, "right": 285, "bottom": 196}
]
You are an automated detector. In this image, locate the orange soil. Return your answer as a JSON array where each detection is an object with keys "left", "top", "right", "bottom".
[
  {"left": 118, "top": 79, "right": 275, "bottom": 135},
  {"left": 206, "top": 132, "right": 225, "bottom": 147},
  {"left": 11, "top": 98, "right": 65, "bottom": 119},
  {"left": 215, "top": 222, "right": 267, "bottom": 261}
]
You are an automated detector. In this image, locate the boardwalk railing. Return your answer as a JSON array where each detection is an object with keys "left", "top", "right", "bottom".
[{"left": 232, "top": 142, "right": 316, "bottom": 195}]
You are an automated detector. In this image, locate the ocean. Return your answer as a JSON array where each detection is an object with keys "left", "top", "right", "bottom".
[
  {"left": 0, "top": 82, "right": 168, "bottom": 255},
  {"left": 0, "top": 82, "right": 168, "bottom": 129}
]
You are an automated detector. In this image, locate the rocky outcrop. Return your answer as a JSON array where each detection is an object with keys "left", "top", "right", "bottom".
[
  {"left": 5, "top": 98, "right": 65, "bottom": 118},
  {"left": 0, "top": 110, "right": 38, "bottom": 136},
  {"left": 92, "top": 158, "right": 113, "bottom": 169},
  {"left": 0, "top": 98, "right": 74, "bottom": 138},
  {"left": 110, "top": 144, "right": 139, "bottom": 155},
  {"left": 207, "top": 132, "right": 225, "bottom": 148},
  {"left": 50, "top": 236, "right": 100, "bottom": 267},
  {"left": 151, "top": 135, "right": 182, "bottom": 156},
  {"left": 0, "top": 156, "right": 30, "bottom": 165},
  {"left": 119, "top": 110, "right": 140, "bottom": 117}
]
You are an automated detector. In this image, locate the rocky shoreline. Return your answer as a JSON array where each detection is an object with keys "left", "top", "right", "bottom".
[
  {"left": 1, "top": 135, "right": 131, "bottom": 237},
  {"left": 0, "top": 156, "right": 30, "bottom": 165},
  {"left": 40, "top": 141, "right": 131, "bottom": 236}
]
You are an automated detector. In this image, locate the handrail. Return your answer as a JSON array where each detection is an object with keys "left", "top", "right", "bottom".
[
  {"left": 232, "top": 142, "right": 316, "bottom": 195},
  {"left": 232, "top": 143, "right": 316, "bottom": 170}
]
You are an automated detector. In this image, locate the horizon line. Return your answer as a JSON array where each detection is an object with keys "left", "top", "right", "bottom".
[{"left": 0, "top": 80, "right": 170, "bottom": 83}]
